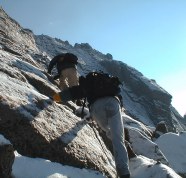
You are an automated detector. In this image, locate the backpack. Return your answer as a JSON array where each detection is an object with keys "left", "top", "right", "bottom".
[
  {"left": 79, "top": 71, "right": 122, "bottom": 118},
  {"left": 63, "top": 53, "right": 78, "bottom": 65},
  {"left": 80, "top": 71, "right": 122, "bottom": 99}
]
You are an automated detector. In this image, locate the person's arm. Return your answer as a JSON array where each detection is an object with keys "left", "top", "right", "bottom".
[
  {"left": 53, "top": 74, "right": 60, "bottom": 80},
  {"left": 53, "top": 85, "right": 86, "bottom": 103},
  {"left": 47, "top": 57, "right": 58, "bottom": 74}
]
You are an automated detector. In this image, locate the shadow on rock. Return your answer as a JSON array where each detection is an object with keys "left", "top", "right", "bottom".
[{"left": 58, "top": 119, "right": 87, "bottom": 146}]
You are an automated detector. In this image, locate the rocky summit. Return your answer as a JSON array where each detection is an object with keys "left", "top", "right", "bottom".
[{"left": 0, "top": 7, "right": 186, "bottom": 178}]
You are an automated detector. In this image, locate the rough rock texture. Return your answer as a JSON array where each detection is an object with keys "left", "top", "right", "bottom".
[
  {"left": 0, "top": 136, "right": 15, "bottom": 178},
  {"left": 0, "top": 8, "right": 38, "bottom": 55}
]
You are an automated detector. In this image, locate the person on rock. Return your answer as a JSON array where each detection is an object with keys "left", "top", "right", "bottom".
[
  {"left": 52, "top": 72, "right": 130, "bottom": 178},
  {"left": 48, "top": 52, "right": 79, "bottom": 90}
]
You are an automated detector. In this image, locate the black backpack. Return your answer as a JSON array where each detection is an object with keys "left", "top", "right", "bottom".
[
  {"left": 63, "top": 53, "right": 78, "bottom": 65},
  {"left": 79, "top": 71, "right": 122, "bottom": 118},
  {"left": 80, "top": 71, "right": 122, "bottom": 99}
]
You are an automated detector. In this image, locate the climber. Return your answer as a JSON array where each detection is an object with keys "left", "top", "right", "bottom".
[
  {"left": 52, "top": 72, "right": 130, "bottom": 178},
  {"left": 47, "top": 53, "right": 79, "bottom": 91}
]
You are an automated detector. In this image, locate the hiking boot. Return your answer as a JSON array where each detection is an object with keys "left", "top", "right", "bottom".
[{"left": 120, "top": 174, "right": 130, "bottom": 178}]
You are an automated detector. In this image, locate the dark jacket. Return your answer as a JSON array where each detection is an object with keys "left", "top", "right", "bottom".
[
  {"left": 59, "top": 81, "right": 122, "bottom": 106},
  {"left": 48, "top": 53, "right": 77, "bottom": 75},
  {"left": 59, "top": 85, "right": 85, "bottom": 102}
]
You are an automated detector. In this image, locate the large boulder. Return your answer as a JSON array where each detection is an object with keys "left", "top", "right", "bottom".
[
  {"left": 152, "top": 121, "right": 168, "bottom": 140},
  {"left": 0, "top": 50, "right": 116, "bottom": 177},
  {"left": 0, "top": 7, "right": 38, "bottom": 55},
  {"left": 155, "top": 132, "right": 186, "bottom": 177},
  {"left": 0, "top": 135, "right": 15, "bottom": 178}
]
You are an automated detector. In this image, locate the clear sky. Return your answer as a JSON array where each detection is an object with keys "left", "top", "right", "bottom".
[{"left": 1, "top": 0, "right": 186, "bottom": 116}]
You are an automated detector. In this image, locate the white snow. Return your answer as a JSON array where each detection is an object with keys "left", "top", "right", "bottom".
[
  {"left": 0, "top": 134, "right": 184, "bottom": 178},
  {"left": 12, "top": 152, "right": 105, "bottom": 178},
  {"left": 129, "top": 155, "right": 182, "bottom": 178},
  {"left": 127, "top": 128, "right": 168, "bottom": 165},
  {"left": 0, "top": 134, "right": 11, "bottom": 145},
  {"left": 155, "top": 131, "right": 186, "bottom": 175}
]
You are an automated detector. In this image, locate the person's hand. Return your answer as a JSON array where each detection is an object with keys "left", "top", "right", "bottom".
[{"left": 53, "top": 93, "right": 61, "bottom": 103}]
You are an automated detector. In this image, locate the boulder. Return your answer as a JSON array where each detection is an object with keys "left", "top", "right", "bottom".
[
  {"left": 152, "top": 121, "right": 168, "bottom": 140},
  {"left": 0, "top": 135, "right": 15, "bottom": 178},
  {"left": 127, "top": 128, "right": 168, "bottom": 165}
]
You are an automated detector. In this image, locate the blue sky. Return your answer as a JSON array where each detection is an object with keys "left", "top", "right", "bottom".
[{"left": 1, "top": 0, "right": 186, "bottom": 116}]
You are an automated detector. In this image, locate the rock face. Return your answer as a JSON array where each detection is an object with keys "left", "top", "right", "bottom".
[
  {"left": 99, "top": 60, "right": 186, "bottom": 132},
  {"left": 0, "top": 8, "right": 38, "bottom": 55},
  {"left": 0, "top": 7, "right": 186, "bottom": 178},
  {"left": 0, "top": 135, "right": 15, "bottom": 178},
  {"left": 152, "top": 121, "right": 168, "bottom": 140}
]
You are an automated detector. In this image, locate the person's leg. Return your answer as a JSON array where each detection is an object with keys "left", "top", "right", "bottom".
[
  {"left": 105, "top": 98, "right": 130, "bottom": 177},
  {"left": 90, "top": 97, "right": 130, "bottom": 177},
  {"left": 59, "top": 69, "right": 69, "bottom": 90},
  {"left": 66, "top": 67, "right": 79, "bottom": 87},
  {"left": 90, "top": 98, "right": 109, "bottom": 132},
  {"left": 66, "top": 67, "right": 82, "bottom": 105}
]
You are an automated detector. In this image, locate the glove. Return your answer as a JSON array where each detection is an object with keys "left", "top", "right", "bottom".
[{"left": 53, "top": 93, "right": 61, "bottom": 103}]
